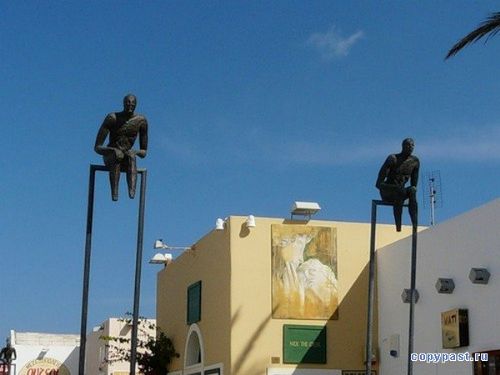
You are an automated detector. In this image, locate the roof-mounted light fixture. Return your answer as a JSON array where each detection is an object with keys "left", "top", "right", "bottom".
[
  {"left": 153, "top": 239, "right": 191, "bottom": 251},
  {"left": 245, "top": 215, "right": 256, "bottom": 228},
  {"left": 290, "top": 201, "right": 321, "bottom": 220},
  {"left": 215, "top": 217, "right": 228, "bottom": 231},
  {"left": 150, "top": 239, "right": 191, "bottom": 267},
  {"left": 149, "top": 253, "right": 173, "bottom": 267}
]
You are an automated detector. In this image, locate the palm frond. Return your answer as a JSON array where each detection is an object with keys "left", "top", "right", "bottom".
[{"left": 446, "top": 12, "right": 500, "bottom": 59}]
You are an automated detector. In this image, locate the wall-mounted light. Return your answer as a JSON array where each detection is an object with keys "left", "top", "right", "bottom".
[
  {"left": 37, "top": 347, "right": 49, "bottom": 359},
  {"left": 153, "top": 239, "right": 165, "bottom": 249},
  {"left": 215, "top": 217, "right": 227, "bottom": 231},
  {"left": 435, "top": 278, "right": 455, "bottom": 294},
  {"left": 153, "top": 239, "right": 191, "bottom": 251},
  {"left": 92, "top": 325, "right": 104, "bottom": 332},
  {"left": 469, "top": 268, "right": 490, "bottom": 284},
  {"left": 290, "top": 201, "right": 321, "bottom": 220},
  {"left": 401, "top": 289, "right": 419, "bottom": 303},
  {"left": 151, "top": 239, "right": 191, "bottom": 267},
  {"left": 149, "top": 253, "right": 173, "bottom": 267},
  {"left": 245, "top": 215, "right": 256, "bottom": 228}
]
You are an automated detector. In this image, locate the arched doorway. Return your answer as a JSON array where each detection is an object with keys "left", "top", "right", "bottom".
[{"left": 183, "top": 324, "right": 204, "bottom": 374}]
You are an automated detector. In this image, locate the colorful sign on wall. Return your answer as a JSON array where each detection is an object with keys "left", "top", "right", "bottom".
[
  {"left": 19, "top": 358, "right": 70, "bottom": 375},
  {"left": 272, "top": 225, "right": 338, "bottom": 319},
  {"left": 441, "top": 308, "right": 469, "bottom": 348}
]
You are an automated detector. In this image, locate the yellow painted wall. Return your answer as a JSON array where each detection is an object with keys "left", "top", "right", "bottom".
[
  {"left": 228, "top": 216, "right": 415, "bottom": 375},
  {"left": 156, "top": 227, "right": 232, "bottom": 372},
  {"left": 157, "top": 216, "right": 417, "bottom": 375}
]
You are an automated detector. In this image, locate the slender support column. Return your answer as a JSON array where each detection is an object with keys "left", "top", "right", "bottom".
[
  {"left": 79, "top": 165, "right": 147, "bottom": 375},
  {"left": 407, "top": 224, "right": 418, "bottom": 375},
  {"left": 79, "top": 165, "right": 99, "bottom": 375},
  {"left": 365, "top": 200, "right": 378, "bottom": 375},
  {"left": 366, "top": 200, "right": 414, "bottom": 375},
  {"left": 130, "top": 170, "right": 147, "bottom": 375}
]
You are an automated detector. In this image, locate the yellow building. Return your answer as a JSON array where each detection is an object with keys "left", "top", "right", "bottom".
[{"left": 157, "top": 215, "right": 414, "bottom": 375}]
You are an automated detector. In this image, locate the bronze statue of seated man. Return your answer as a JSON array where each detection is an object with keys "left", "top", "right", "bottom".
[
  {"left": 376, "top": 138, "right": 419, "bottom": 231},
  {"left": 94, "top": 94, "right": 148, "bottom": 201}
]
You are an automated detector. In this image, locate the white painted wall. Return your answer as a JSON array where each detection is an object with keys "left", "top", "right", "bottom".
[
  {"left": 378, "top": 198, "right": 500, "bottom": 375},
  {"left": 10, "top": 331, "right": 79, "bottom": 375},
  {"left": 85, "top": 318, "right": 155, "bottom": 375}
]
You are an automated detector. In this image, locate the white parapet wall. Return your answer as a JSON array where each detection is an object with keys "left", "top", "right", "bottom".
[
  {"left": 11, "top": 330, "right": 80, "bottom": 375},
  {"left": 377, "top": 198, "right": 500, "bottom": 375}
]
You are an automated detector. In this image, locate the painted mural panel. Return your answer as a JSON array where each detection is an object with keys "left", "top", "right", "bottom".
[{"left": 272, "top": 225, "right": 338, "bottom": 319}]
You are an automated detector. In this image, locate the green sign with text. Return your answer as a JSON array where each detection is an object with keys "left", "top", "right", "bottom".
[{"left": 283, "top": 325, "right": 326, "bottom": 364}]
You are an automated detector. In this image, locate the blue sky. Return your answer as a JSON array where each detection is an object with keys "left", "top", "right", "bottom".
[{"left": 2, "top": 1, "right": 500, "bottom": 340}]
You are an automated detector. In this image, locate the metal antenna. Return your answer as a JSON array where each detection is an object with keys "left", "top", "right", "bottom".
[{"left": 422, "top": 171, "right": 443, "bottom": 226}]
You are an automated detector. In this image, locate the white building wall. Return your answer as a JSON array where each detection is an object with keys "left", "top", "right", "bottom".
[
  {"left": 11, "top": 330, "right": 79, "bottom": 375},
  {"left": 85, "top": 318, "right": 155, "bottom": 375},
  {"left": 378, "top": 198, "right": 500, "bottom": 375}
]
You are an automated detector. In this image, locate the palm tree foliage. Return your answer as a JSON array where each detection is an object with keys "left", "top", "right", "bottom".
[{"left": 446, "top": 12, "right": 500, "bottom": 59}]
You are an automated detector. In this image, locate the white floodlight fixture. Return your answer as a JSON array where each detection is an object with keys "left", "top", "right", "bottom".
[
  {"left": 291, "top": 201, "right": 321, "bottom": 219},
  {"left": 149, "top": 253, "right": 173, "bottom": 266},
  {"left": 154, "top": 239, "right": 167, "bottom": 249},
  {"left": 215, "top": 217, "right": 227, "bottom": 231},
  {"left": 153, "top": 239, "right": 191, "bottom": 251},
  {"left": 149, "top": 253, "right": 166, "bottom": 264},
  {"left": 245, "top": 215, "right": 256, "bottom": 228}
]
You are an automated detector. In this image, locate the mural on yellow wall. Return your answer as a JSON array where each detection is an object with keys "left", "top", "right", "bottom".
[{"left": 272, "top": 225, "right": 338, "bottom": 319}]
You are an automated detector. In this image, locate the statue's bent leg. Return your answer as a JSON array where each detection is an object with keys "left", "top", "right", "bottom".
[
  {"left": 407, "top": 186, "right": 418, "bottom": 228},
  {"left": 379, "top": 185, "right": 403, "bottom": 232},
  {"left": 104, "top": 154, "right": 121, "bottom": 201},
  {"left": 393, "top": 202, "right": 403, "bottom": 232},
  {"left": 125, "top": 154, "right": 137, "bottom": 199}
]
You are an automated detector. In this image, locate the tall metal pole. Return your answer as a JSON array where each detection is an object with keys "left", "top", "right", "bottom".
[
  {"left": 130, "top": 170, "right": 147, "bottom": 375},
  {"left": 365, "top": 200, "right": 378, "bottom": 375},
  {"left": 79, "top": 166, "right": 147, "bottom": 375},
  {"left": 366, "top": 200, "right": 414, "bottom": 375},
  {"left": 429, "top": 178, "right": 435, "bottom": 226},
  {"left": 79, "top": 165, "right": 98, "bottom": 375},
  {"left": 407, "top": 224, "right": 418, "bottom": 375}
]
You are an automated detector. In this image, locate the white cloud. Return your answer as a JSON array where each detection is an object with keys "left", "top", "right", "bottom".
[
  {"left": 259, "top": 139, "right": 386, "bottom": 166},
  {"left": 307, "top": 25, "right": 364, "bottom": 60},
  {"left": 158, "top": 125, "right": 500, "bottom": 168},
  {"left": 418, "top": 130, "right": 500, "bottom": 162},
  {"left": 260, "top": 127, "right": 500, "bottom": 166}
]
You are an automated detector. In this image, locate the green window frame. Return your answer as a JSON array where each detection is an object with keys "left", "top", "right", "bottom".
[{"left": 187, "top": 281, "right": 202, "bottom": 324}]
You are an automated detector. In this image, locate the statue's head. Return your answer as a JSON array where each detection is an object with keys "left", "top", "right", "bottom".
[
  {"left": 401, "top": 138, "right": 415, "bottom": 156},
  {"left": 123, "top": 94, "right": 137, "bottom": 115}
]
